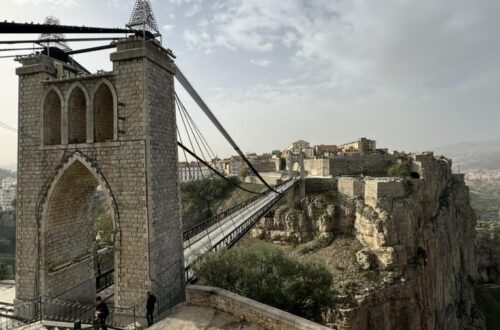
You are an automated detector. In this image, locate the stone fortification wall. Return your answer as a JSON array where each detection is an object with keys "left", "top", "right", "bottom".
[
  {"left": 244, "top": 173, "right": 282, "bottom": 186},
  {"left": 186, "top": 285, "right": 329, "bottom": 330},
  {"left": 337, "top": 177, "right": 365, "bottom": 198},
  {"left": 329, "top": 153, "right": 397, "bottom": 177},
  {"left": 337, "top": 177, "right": 407, "bottom": 201},
  {"left": 304, "top": 159, "right": 330, "bottom": 176}
]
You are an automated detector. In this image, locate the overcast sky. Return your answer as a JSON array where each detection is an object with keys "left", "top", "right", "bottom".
[{"left": 1, "top": 0, "right": 500, "bottom": 168}]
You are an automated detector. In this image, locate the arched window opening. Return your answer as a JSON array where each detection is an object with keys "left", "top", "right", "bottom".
[
  {"left": 94, "top": 84, "right": 114, "bottom": 142},
  {"left": 68, "top": 87, "right": 87, "bottom": 144},
  {"left": 43, "top": 90, "right": 61, "bottom": 145}
]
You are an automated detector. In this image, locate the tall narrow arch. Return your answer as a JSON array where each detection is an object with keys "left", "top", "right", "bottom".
[
  {"left": 41, "top": 87, "right": 63, "bottom": 145},
  {"left": 67, "top": 83, "right": 89, "bottom": 144},
  {"left": 39, "top": 153, "right": 119, "bottom": 300},
  {"left": 92, "top": 79, "right": 117, "bottom": 142}
]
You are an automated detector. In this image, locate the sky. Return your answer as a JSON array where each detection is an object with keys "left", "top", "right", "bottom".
[{"left": 1, "top": 0, "right": 500, "bottom": 168}]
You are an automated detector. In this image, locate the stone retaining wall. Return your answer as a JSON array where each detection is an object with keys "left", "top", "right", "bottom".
[{"left": 186, "top": 285, "right": 329, "bottom": 330}]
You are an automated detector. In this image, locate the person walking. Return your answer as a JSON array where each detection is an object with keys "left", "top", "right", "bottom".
[
  {"left": 146, "top": 291, "right": 157, "bottom": 326},
  {"left": 94, "top": 296, "right": 109, "bottom": 330}
]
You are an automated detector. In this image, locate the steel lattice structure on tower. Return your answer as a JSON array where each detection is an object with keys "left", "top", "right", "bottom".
[
  {"left": 37, "top": 16, "right": 71, "bottom": 51},
  {"left": 127, "top": 0, "right": 161, "bottom": 36}
]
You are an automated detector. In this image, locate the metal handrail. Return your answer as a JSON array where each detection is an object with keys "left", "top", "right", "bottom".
[
  {"left": 184, "top": 178, "right": 299, "bottom": 283},
  {"left": 96, "top": 268, "right": 114, "bottom": 293},
  {"left": 182, "top": 178, "right": 294, "bottom": 242},
  {"left": 3, "top": 296, "right": 138, "bottom": 329}
]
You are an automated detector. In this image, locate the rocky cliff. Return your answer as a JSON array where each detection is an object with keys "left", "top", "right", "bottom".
[{"left": 252, "top": 153, "right": 486, "bottom": 329}]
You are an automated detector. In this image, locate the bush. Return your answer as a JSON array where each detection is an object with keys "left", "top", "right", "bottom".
[
  {"left": 193, "top": 241, "right": 335, "bottom": 323},
  {"left": 387, "top": 163, "right": 410, "bottom": 177}
]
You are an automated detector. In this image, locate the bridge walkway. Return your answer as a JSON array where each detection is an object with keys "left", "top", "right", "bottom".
[{"left": 183, "top": 178, "right": 299, "bottom": 281}]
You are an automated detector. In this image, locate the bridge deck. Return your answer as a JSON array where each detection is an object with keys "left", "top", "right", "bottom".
[{"left": 183, "top": 178, "right": 298, "bottom": 275}]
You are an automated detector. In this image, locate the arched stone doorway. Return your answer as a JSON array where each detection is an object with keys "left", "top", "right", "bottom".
[{"left": 40, "top": 155, "right": 118, "bottom": 302}]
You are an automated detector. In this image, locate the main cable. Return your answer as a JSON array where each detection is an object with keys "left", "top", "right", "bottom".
[
  {"left": 174, "top": 64, "right": 279, "bottom": 194},
  {"left": 177, "top": 141, "right": 262, "bottom": 195}
]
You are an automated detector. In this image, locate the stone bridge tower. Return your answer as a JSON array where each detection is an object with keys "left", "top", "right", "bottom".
[
  {"left": 15, "top": 38, "right": 184, "bottom": 310},
  {"left": 286, "top": 151, "right": 306, "bottom": 207}
]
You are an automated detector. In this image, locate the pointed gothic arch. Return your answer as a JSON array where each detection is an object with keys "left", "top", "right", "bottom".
[
  {"left": 91, "top": 79, "right": 117, "bottom": 142},
  {"left": 41, "top": 86, "right": 64, "bottom": 146},
  {"left": 39, "top": 152, "right": 119, "bottom": 300},
  {"left": 66, "top": 82, "right": 90, "bottom": 144}
]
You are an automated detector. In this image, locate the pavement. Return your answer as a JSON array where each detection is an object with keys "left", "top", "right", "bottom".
[
  {"left": 148, "top": 304, "right": 262, "bottom": 330},
  {"left": 0, "top": 280, "right": 15, "bottom": 304}
]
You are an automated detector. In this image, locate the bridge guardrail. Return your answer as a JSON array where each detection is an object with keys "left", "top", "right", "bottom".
[
  {"left": 182, "top": 178, "right": 294, "bottom": 242},
  {"left": 96, "top": 268, "right": 114, "bottom": 293},
  {"left": 2, "top": 296, "right": 138, "bottom": 329},
  {"left": 185, "top": 178, "right": 299, "bottom": 283}
]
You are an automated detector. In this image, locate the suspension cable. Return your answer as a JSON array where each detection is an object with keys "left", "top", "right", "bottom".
[
  {"left": 177, "top": 142, "right": 262, "bottom": 195},
  {"left": 174, "top": 64, "right": 279, "bottom": 194}
]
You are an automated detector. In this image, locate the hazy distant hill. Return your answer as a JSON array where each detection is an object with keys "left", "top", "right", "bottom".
[{"left": 434, "top": 140, "right": 500, "bottom": 171}]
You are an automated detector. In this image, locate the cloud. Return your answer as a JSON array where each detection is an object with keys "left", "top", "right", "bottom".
[
  {"left": 163, "top": 24, "right": 175, "bottom": 32},
  {"left": 183, "top": 1, "right": 500, "bottom": 99},
  {"left": 250, "top": 59, "right": 272, "bottom": 67},
  {"left": 13, "top": 0, "right": 77, "bottom": 7},
  {"left": 185, "top": 4, "right": 201, "bottom": 17}
]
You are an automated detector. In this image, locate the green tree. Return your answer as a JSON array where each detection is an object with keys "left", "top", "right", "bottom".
[
  {"left": 387, "top": 163, "right": 410, "bottom": 177},
  {"left": 239, "top": 165, "right": 249, "bottom": 179},
  {"left": 181, "top": 178, "right": 236, "bottom": 228},
  {"left": 193, "top": 241, "right": 335, "bottom": 323}
]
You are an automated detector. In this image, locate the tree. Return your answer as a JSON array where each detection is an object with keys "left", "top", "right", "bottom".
[
  {"left": 193, "top": 241, "right": 335, "bottom": 323},
  {"left": 387, "top": 163, "right": 410, "bottom": 177},
  {"left": 239, "top": 165, "right": 249, "bottom": 179}
]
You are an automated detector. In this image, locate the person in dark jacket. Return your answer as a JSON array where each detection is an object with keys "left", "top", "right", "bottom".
[
  {"left": 94, "top": 296, "right": 109, "bottom": 330},
  {"left": 146, "top": 291, "right": 157, "bottom": 326}
]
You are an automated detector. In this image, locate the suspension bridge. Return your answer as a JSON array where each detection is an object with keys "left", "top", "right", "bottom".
[{"left": 0, "top": 1, "right": 305, "bottom": 328}]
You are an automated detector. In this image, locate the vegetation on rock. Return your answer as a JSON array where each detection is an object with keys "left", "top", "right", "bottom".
[
  {"left": 181, "top": 178, "right": 264, "bottom": 230},
  {"left": 387, "top": 163, "right": 410, "bottom": 177}
]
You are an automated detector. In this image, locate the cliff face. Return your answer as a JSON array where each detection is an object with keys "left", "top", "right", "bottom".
[{"left": 252, "top": 154, "right": 486, "bottom": 329}]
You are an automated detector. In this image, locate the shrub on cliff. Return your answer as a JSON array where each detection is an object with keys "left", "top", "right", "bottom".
[
  {"left": 193, "top": 241, "right": 335, "bottom": 323},
  {"left": 387, "top": 163, "right": 410, "bottom": 177}
]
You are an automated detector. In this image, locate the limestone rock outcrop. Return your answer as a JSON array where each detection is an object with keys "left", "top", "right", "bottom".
[{"left": 252, "top": 153, "right": 486, "bottom": 329}]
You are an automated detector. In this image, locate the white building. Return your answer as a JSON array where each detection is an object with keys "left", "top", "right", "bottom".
[
  {"left": 0, "top": 177, "right": 16, "bottom": 211},
  {"left": 178, "top": 162, "right": 212, "bottom": 182},
  {"left": 285, "top": 140, "right": 315, "bottom": 159}
]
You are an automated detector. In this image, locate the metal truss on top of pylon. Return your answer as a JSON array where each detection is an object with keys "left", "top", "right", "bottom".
[
  {"left": 126, "top": 0, "right": 161, "bottom": 36},
  {"left": 37, "top": 16, "right": 72, "bottom": 52}
]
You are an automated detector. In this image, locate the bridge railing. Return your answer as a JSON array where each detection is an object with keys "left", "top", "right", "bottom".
[
  {"left": 3, "top": 296, "right": 138, "bottom": 329},
  {"left": 96, "top": 268, "right": 114, "bottom": 293},
  {"left": 182, "top": 193, "right": 262, "bottom": 242},
  {"left": 185, "top": 178, "right": 299, "bottom": 283},
  {"left": 182, "top": 178, "right": 295, "bottom": 242}
]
